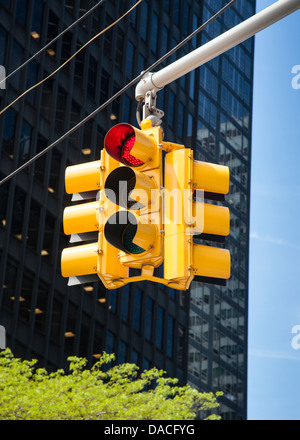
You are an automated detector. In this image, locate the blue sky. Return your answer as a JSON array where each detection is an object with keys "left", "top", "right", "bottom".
[{"left": 248, "top": 0, "right": 300, "bottom": 420}]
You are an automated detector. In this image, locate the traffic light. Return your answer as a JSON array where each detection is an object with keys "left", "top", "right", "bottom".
[
  {"left": 61, "top": 118, "right": 230, "bottom": 292},
  {"left": 103, "top": 119, "right": 163, "bottom": 273},
  {"left": 164, "top": 147, "right": 231, "bottom": 291},
  {"left": 61, "top": 150, "right": 129, "bottom": 289}
]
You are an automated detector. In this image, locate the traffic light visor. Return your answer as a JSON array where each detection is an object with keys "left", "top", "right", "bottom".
[{"left": 104, "top": 123, "right": 157, "bottom": 167}]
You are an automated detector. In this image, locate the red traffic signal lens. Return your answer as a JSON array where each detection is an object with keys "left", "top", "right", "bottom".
[{"left": 104, "top": 124, "right": 144, "bottom": 167}]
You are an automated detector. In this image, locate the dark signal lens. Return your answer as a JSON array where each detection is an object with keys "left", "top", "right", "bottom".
[{"left": 122, "top": 223, "right": 145, "bottom": 254}]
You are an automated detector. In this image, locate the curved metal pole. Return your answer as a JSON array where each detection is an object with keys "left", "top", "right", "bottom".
[{"left": 135, "top": 0, "right": 300, "bottom": 100}]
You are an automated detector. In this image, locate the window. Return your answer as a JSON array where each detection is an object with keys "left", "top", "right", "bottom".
[
  {"left": 9, "top": 40, "right": 23, "bottom": 90},
  {"left": 106, "top": 331, "right": 115, "bottom": 354},
  {"left": 121, "top": 285, "right": 130, "bottom": 322},
  {"left": 18, "top": 120, "right": 32, "bottom": 166},
  {"left": 126, "top": 42, "right": 134, "bottom": 80},
  {"left": 151, "top": 12, "right": 158, "bottom": 54},
  {"left": 123, "top": 94, "right": 131, "bottom": 123},
  {"left": 133, "top": 288, "right": 142, "bottom": 331},
  {"left": 109, "top": 290, "right": 117, "bottom": 313},
  {"left": 115, "top": 29, "right": 125, "bottom": 71},
  {"left": 0, "top": 25, "right": 7, "bottom": 66},
  {"left": 88, "top": 55, "right": 98, "bottom": 98},
  {"left": 15, "top": 0, "right": 27, "bottom": 26},
  {"left": 140, "top": 2, "right": 148, "bottom": 41},
  {"left": 31, "top": 0, "right": 43, "bottom": 37},
  {"left": 167, "top": 91, "right": 175, "bottom": 128},
  {"left": 26, "top": 60, "right": 38, "bottom": 104},
  {"left": 167, "top": 315, "right": 174, "bottom": 358},
  {"left": 2, "top": 108, "right": 16, "bottom": 158},
  {"left": 118, "top": 340, "right": 127, "bottom": 363},
  {"left": 155, "top": 306, "right": 164, "bottom": 350},
  {"left": 145, "top": 297, "right": 153, "bottom": 341},
  {"left": 27, "top": 199, "right": 41, "bottom": 252}
]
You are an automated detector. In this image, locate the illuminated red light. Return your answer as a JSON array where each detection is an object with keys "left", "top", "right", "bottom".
[
  {"left": 122, "top": 136, "right": 144, "bottom": 167},
  {"left": 104, "top": 124, "right": 144, "bottom": 167}
]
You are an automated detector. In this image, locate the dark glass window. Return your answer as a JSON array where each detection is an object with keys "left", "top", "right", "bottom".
[
  {"left": 126, "top": 42, "right": 134, "bottom": 80},
  {"left": 121, "top": 285, "right": 130, "bottom": 322},
  {"left": 0, "top": 171, "right": 8, "bottom": 228},
  {"left": 0, "top": 0, "right": 10, "bottom": 9},
  {"left": 115, "top": 29, "right": 125, "bottom": 71},
  {"left": 167, "top": 315, "right": 174, "bottom": 358},
  {"left": 18, "top": 119, "right": 32, "bottom": 166},
  {"left": 118, "top": 340, "right": 127, "bottom": 363},
  {"left": 123, "top": 94, "right": 131, "bottom": 123},
  {"left": 2, "top": 107, "right": 16, "bottom": 157},
  {"left": 46, "top": 10, "right": 59, "bottom": 57},
  {"left": 151, "top": 12, "right": 158, "bottom": 54},
  {"left": 100, "top": 69, "right": 109, "bottom": 103},
  {"left": 11, "top": 186, "right": 26, "bottom": 238},
  {"left": 140, "top": 2, "right": 148, "bottom": 41},
  {"left": 31, "top": 0, "right": 43, "bottom": 36},
  {"left": 109, "top": 290, "right": 117, "bottom": 313},
  {"left": 2, "top": 258, "right": 18, "bottom": 310},
  {"left": 145, "top": 297, "right": 153, "bottom": 341},
  {"left": 25, "top": 60, "right": 38, "bottom": 104},
  {"left": 106, "top": 330, "right": 115, "bottom": 354},
  {"left": 0, "top": 25, "right": 7, "bottom": 66},
  {"left": 27, "top": 199, "right": 41, "bottom": 252},
  {"left": 9, "top": 40, "right": 23, "bottom": 90},
  {"left": 15, "top": 0, "right": 27, "bottom": 26},
  {"left": 133, "top": 288, "right": 142, "bottom": 331},
  {"left": 88, "top": 55, "right": 97, "bottom": 98},
  {"left": 155, "top": 306, "right": 164, "bottom": 350}
]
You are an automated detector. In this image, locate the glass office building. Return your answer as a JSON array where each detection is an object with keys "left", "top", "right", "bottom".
[{"left": 0, "top": 0, "right": 255, "bottom": 420}]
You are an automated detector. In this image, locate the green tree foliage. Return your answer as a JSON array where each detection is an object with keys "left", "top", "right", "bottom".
[{"left": 0, "top": 348, "right": 222, "bottom": 420}]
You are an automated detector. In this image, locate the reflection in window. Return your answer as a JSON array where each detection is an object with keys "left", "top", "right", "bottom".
[
  {"left": 34, "top": 134, "right": 47, "bottom": 185},
  {"left": 11, "top": 186, "right": 26, "bottom": 238},
  {"left": 31, "top": 0, "right": 43, "bottom": 37},
  {"left": 18, "top": 120, "right": 32, "bottom": 166},
  {"left": 41, "top": 77, "right": 53, "bottom": 120},
  {"left": 145, "top": 297, "right": 153, "bottom": 341},
  {"left": 133, "top": 288, "right": 142, "bottom": 332},
  {"left": 9, "top": 40, "right": 23, "bottom": 90},
  {"left": 2, "top": 108, "right": 16, "bottom": 158},
  {"left": 27, "top": 199, "right": 41, "bottom": 252},
  {"left": 2, "top": 258, "right": 18, "bottom": 310},
  {"left": 42, "top": 212, "right": 56, "bottom": 262},
  {"left": 15, "top": 0, "right": 27, "bottom": 26},
  {"left": 167, "top": 315, "right": 174, "bottom": 358},
  {"left": 0, "top": 25, "right": 7, "bottom": 66},
  {"left": 118, "top": 340, "right": 127, "bottom": 363},
  {"left": 121, "top": 285, "right": 130, "bottom": 322},
  {"left": 140, "top": 2, "right": 148, "bottom": 41},
  {"left": 155, "top": 306, "right": 164, "bottom": 350}
]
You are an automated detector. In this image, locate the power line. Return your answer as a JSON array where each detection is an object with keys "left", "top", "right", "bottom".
[
  {"left": 0, "top": 0, "right": 238, "bottom": 187},
  {"left": 0, "top": 0, "right": 106, "bottom": 89},
  {"left": 0, "top": 0, "right": 142, "bottom": 116}
]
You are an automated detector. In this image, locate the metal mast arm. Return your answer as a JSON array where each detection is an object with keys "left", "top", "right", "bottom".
[{"left": 135, "top": 0, "right": 300, "bottom": 102}]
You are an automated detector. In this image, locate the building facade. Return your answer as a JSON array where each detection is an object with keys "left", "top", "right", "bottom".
[{"left": 0, "top": 0, "right": 255, "bottom": 420}]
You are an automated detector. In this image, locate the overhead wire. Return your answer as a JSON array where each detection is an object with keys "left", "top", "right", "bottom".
[
  {"left": 0, "top": 0, "right": 142, "bottom": 116},
  {"left": 0, "top": 0, "right": 106, "bottom": 89},
  {"left": 0, "top": 0, "right": 238, "bottom": 187}
]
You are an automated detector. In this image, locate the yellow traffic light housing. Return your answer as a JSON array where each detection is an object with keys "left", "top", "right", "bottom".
[
  {"left": 61, "top": 118, "right": 231, "bottom": 292},
  {"left": 61, "top": 150, "right": 129, "bottom": 289},
  {"left": 103, "top": 119, "right": 163, "bottom": 272},
  {"left": 164, "top": 148, "right": 231, "bottom": 291}
]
